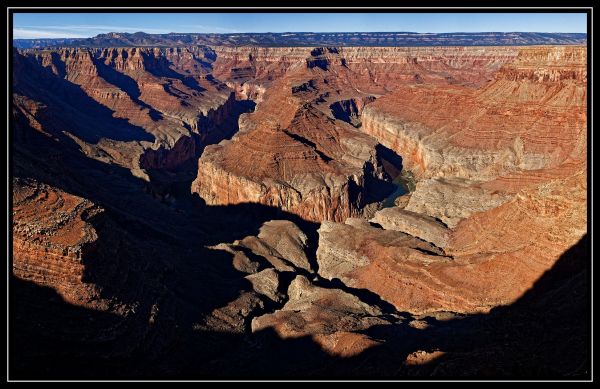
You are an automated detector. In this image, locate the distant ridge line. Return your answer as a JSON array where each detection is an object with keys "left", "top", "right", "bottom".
[{"left": 13, "top": 31, "right": 587, "bottom": 49}]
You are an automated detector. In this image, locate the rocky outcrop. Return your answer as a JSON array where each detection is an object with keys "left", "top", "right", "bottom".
[
  {"left": 192, "top": 103, "right": 394, "bottom": 222},
  {"left": 206, "top": 220, "right": 404, "bottom": 358},
  {"left": 371, "top": 207, "right": 450, "bottom": 249},
  {"left": 12, "top": 178, "right": 104, "bottom": 307},
  {"left": 251, "top": 275, "right": 389, "bottom": 357},
  {"left": 245, "top": 268, "right": 285, "bottom": 304},
  {"left": 208, "top": 220, "right": 313, "bottom": 273},
  {"left": 402, "top": 177, "right": 512, "bottom": 228},
  {"left": 257, "top": 220, "right": 312, "bottom": 272}
]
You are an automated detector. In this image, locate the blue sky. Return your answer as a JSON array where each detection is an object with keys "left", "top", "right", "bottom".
[{"left": 13, "top": 12, "right": 588, "bottom": 39}]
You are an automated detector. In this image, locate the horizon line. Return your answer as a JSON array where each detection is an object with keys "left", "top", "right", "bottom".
[{"left": 13, "top": 30, "right": 589, "bottom": 40}]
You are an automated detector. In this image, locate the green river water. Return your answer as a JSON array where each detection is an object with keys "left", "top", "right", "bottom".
[{"left": 381, "top": 170, "right": 415, "bottom": 208}]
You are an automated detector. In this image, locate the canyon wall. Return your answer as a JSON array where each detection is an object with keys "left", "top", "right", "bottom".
[
  {"left": 361, "top": 46, "right": 586, "bottom": 181},
  {"left": 211, "top": 46, "right": 519, "bottom": 100},
  {"left": 193, "top": 46, "right": 523, "bottom": 222},
  {"left": 14, "top": 47, "right": 235, "bottom": 176},
  {"left": 316, "top": 45, "right": 587, "bottom": 314},
  {"left": 13, "top": 179, "right": 104, "bottom": 307}
]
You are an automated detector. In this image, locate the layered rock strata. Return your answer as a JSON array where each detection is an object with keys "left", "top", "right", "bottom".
[
  {"left": 14, "top": 47, "right": 235, "bottom": 176},
  {"left": 361, "top": 46, "right": 586, "bottom": 182},
  {"left": 316, "top": 46, "right": 587, "bottom": 315},
  {"left": 12, "top": 178, "right": 104, "bottom": 307}
]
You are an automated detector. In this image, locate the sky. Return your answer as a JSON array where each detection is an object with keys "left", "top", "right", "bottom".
[{"left": 13, "top": 12, "right": 588, "bottom": 39}]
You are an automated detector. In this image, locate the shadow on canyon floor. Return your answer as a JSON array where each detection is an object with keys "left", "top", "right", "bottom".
[
  {"left": 92, "top": 56, "right": 164, "bottom": 121},
  {"left": 10, "top": 233, "right": 590, "bottom": 379},
  {"left": 14, "top": 54, "right": 155, "bottom": 143},
  {"left": 141, "top": 97, "right": 256, "bottom": 200},
  {"left": 355, "top": 233, "right": 590, "bottom": 379},
  {"left": 10, "top": 111, "right": 590, "bottom": 379}
]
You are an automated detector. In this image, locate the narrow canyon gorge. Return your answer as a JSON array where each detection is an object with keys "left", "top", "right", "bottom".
[{"left": 11, "top": 41, "right": 588, "bottom": 379}]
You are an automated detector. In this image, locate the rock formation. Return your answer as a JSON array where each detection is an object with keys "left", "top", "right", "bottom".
[
  {"left": 12, "top": 178, "right": 105, "bottom": 307},
  {"left": 251, "top": 275, "right": 390, "bottom": 357},
  {"left": 371, "top": 207, "right": 450, "bottom": 249}
]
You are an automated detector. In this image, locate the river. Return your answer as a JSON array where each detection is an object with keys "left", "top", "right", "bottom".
[{"left": 380, "top": 170, "right": 415, "bottom": 208}]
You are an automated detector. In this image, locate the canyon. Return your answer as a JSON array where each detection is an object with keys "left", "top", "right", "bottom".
[{"left": 11, "top": 41, "right": 589, "bottom": 379}]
